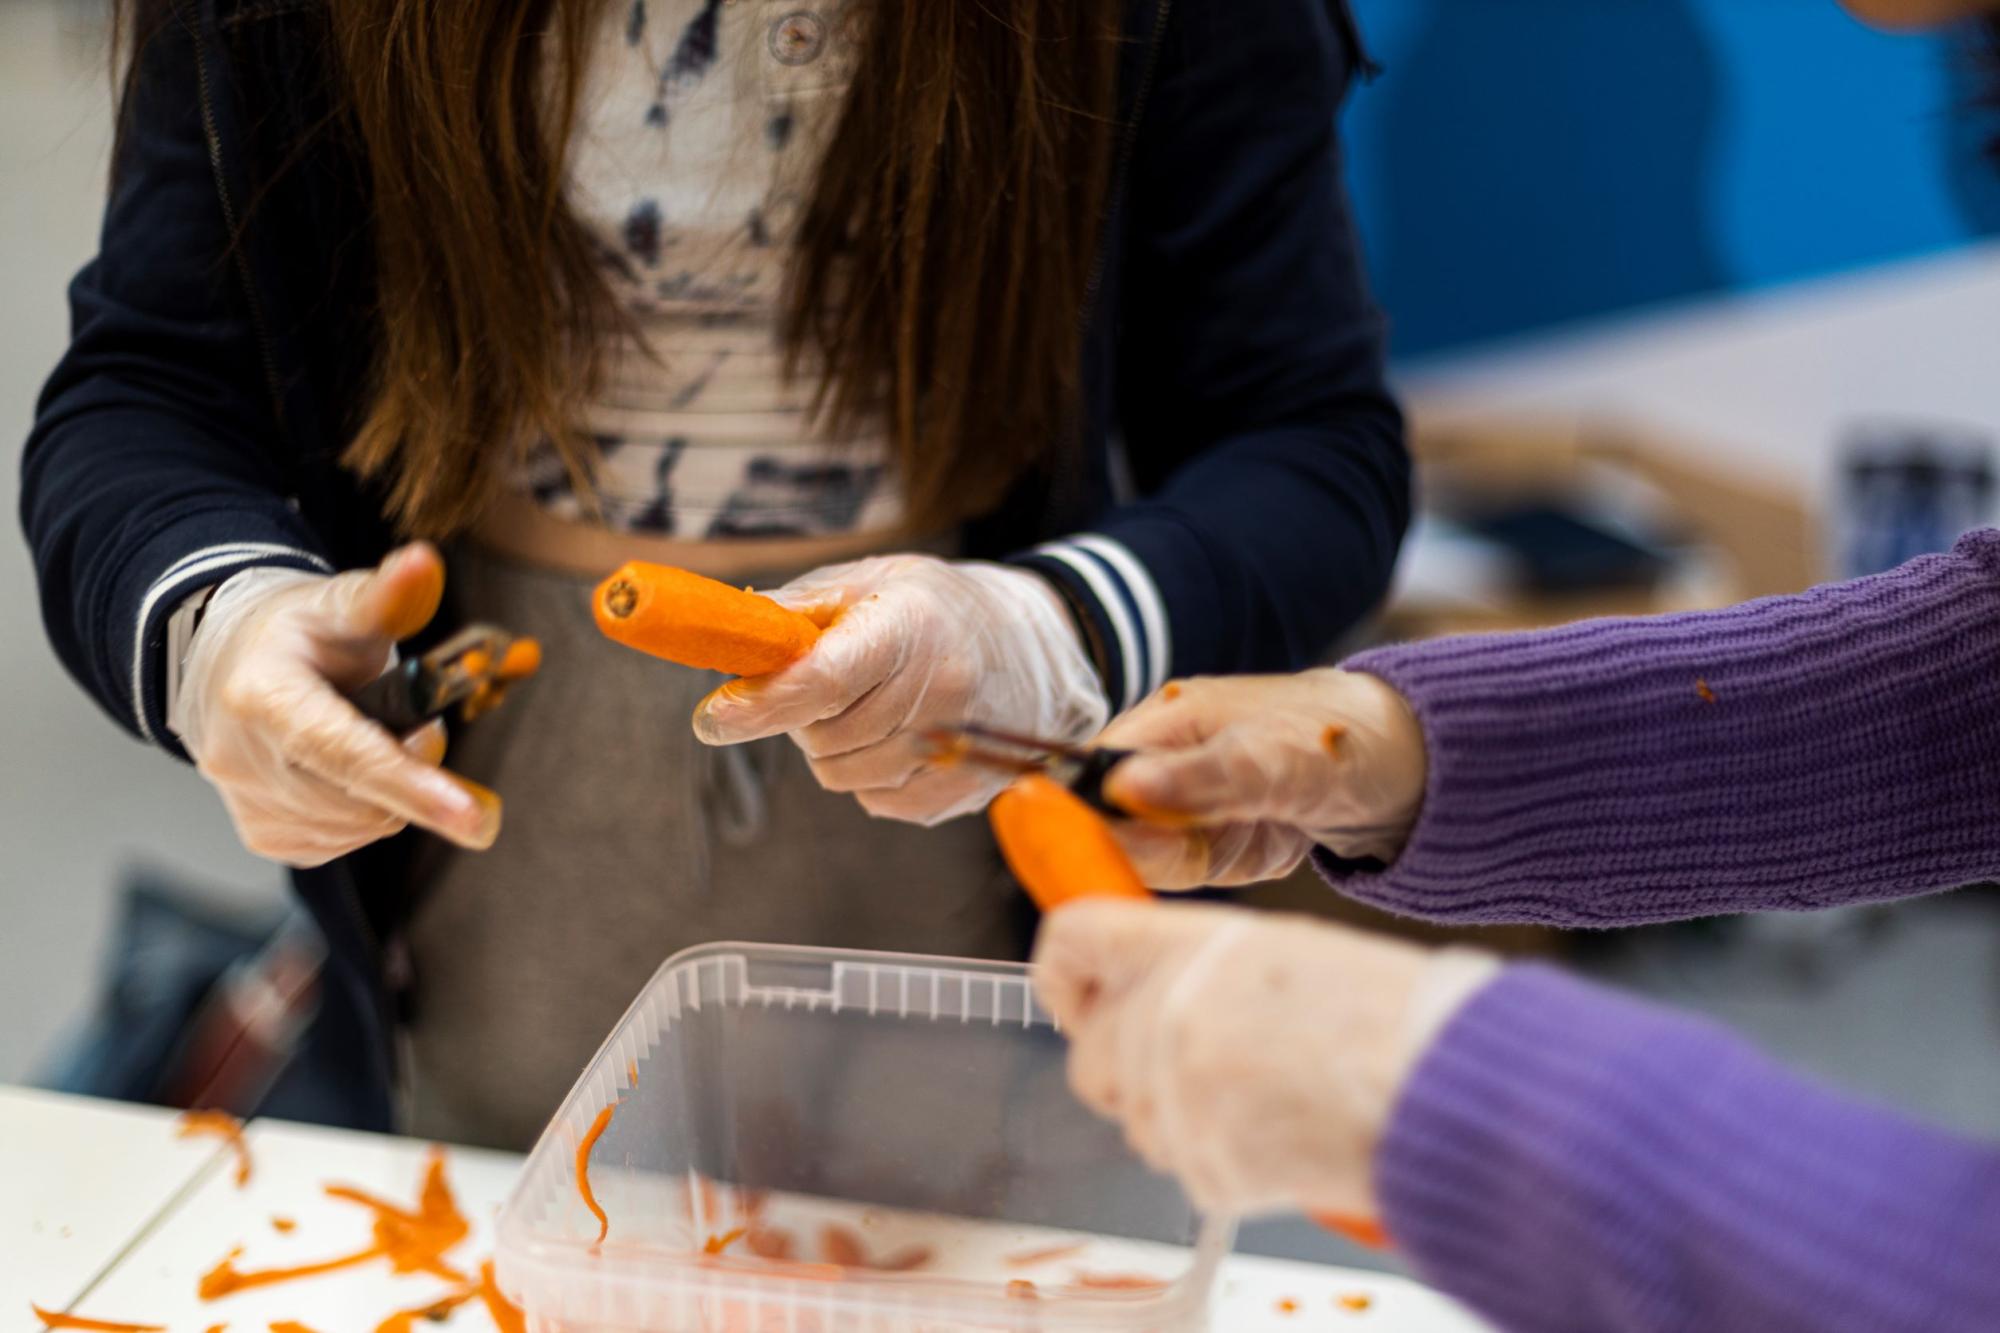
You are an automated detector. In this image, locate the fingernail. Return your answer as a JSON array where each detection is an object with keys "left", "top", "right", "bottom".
[
  {"left": 1105, "top": 769, "right": 1194, "bottom": 828},
  {"left": 445, "top": 775, "right": 503, "bottom": 849}
]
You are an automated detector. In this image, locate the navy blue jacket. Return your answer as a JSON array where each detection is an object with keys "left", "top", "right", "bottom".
[{"left": 22, "top": 0, "right": 1404, "bottom": 1127}]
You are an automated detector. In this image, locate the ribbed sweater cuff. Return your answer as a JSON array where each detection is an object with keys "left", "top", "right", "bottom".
[
  {"left": 1376, "top": 965, "right": 2000, "bottom": 1333},
  {"left": 1317, "top": 531, "right": 2000, "bottom": 927}
]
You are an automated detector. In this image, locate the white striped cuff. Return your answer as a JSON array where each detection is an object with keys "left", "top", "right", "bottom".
[
  {"left": 1030, "top": 536, "right": 1172, "bottom": 711},
  {"left": 132, "top": 542, "right": 334, "bottom": 745}
]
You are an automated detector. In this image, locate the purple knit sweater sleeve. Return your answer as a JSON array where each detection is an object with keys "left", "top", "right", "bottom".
[
  {"left": 1320, "top": 529, "right": 2000, "bottom": 926},
  {"left": 1380, "top": 965, "right": 2000, "bottom": 1333}
]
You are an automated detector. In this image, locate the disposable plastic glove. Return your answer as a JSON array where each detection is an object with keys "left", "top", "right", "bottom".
[
  {"left": 1033, "top": 900, "right": 1499, "bottom": 1218},
  {"left": 1098, "top": 668, "right": 1427, "bottom": 888},
  {"left": 692, "top": 554, "right": 1109, "bottom": 825},
  {"left": 169, "top": 543, "right": 500, "bottom": 868}
]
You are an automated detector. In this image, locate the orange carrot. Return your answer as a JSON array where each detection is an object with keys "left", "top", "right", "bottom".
[
  {"left": 577, "top": 1102, "right": 617, "bottom": 1245},
  {"left": 1276, "top": 1297, "right": 1301, "bottom": 1315},
  {"left": 178, "top": 1109, "right": 253, "bottom": 1188},
  {"left": 1337, "top": 1292, "right": 1374, "bottom": 1312},
  {"left": 988, "top": 774, "right": 1152, "bottom": 911},
  {"left": 205, "top": 1325, "right": 225, "bottom": 1333},
  {"left": 270, "top": 1216, "right": 296, "bottom": 1234},
  {"left": 28, "top": 1306, "right": 164, "bottom": 1332},
  {"left": 594, "top": 562, "right": 820, "bottom": 676},
  {"left": 269, "top": 1323, "right": 324, "bottom": 1333}
]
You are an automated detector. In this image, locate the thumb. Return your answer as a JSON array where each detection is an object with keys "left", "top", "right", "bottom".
[
  {"left": 1105, "top": 725, "right": 1303, "bottom": 829},
  {"left": 320, "top": 543, "right": 445, "bottom": 641},
  {"left": 1033, "top": 900, "right": 1162, "bottom": 1027}
]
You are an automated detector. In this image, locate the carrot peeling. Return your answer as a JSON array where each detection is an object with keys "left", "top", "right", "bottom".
[
  {"left": 594, "top": 561, "right": 820, "bottom": 676},
  {"left": 1005, "top": 1242, "right": 1088, "bottom": 1269},
  {"left": 270, "top": 1216, "right": 295, "bottom": 1234},
  {"left": 1311, "top": 1210, "right": 1391, "bottom": 1251},
  {"left": 1322, "top": 723, "right": 1346, "bottom": 756},
  {"left": 1695, "top": 678, "right": 1718, "bottom": 704},
  {"left": 989, "top": 774, "right": 1152, "bottom": 911},
  {"left": 269, "top": 1322, "right": 324, "bottom": 1333},
  {"left": 178, "top": 1109, "right": 253, "bottom": 1188},
  {"left": 703, "top": 1227, "right": 749, "bottom": 1256},
  {"left": 1337, "top": 1292, "right": 1374, "bottom": 1312},
  {"left": 577, "top": 1101, "right": 617, "bottom": 1245},
  {"left": 29, "top": 1306, "right": 164, "bottom": 1332},
  {"left": 476, "top": 1261, "right": 526, "bottom": 1333}
]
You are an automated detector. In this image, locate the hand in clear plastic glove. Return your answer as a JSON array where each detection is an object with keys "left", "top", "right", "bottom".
[
  {"left": 692, "top": 555, "right": 1108, "bottom": 825},
  {"left": 169, "top": 543, "right": 501, "bottom": 868},
  {"left": 1033, "top": 899, "right": 1499, "bottom": 1218},
  {"left": 1098, "top": 668, "right": 1427, "bottom": 888}
]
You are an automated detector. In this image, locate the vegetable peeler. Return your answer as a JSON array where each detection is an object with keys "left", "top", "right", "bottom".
[
  {"left": 348, "top": 624, "right": 542, "bottom": 732},
  {"left": 923, "top": 723, "right": 1135, "bottom": 817},
  {"left": 953, "top": 722, "right": 1397, "bottom": 1255}
]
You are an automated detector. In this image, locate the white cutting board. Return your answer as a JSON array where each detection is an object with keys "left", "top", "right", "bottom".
[{"left": 0, "top": 1086, "right": 224, "bottom": 1325}]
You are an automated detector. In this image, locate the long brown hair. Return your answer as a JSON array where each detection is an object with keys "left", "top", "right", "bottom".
[{"left": 118, "top": 0, "right": 1124, "bottom": 538}]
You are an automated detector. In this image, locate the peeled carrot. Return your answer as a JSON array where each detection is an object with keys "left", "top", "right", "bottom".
[
  {"left": 594, "top": 562, "right": 820, "bottom": 676},
  {"left": 577, "top": 1102, "right": 617, "bottom": 1245},
  {"left": 988, "top": 774, "right": 1152, "bottom": 911},
  {"left": 28, "top": 1307, "right": 164, "bottom": 1333}
]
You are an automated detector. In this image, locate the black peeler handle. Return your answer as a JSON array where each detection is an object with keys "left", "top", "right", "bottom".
[
  {"left": 348, "top": 658, "right": 434, "bottom": 735},
  {"left": 1068, "top": 747, "right": 1137, "bottom": 816}
]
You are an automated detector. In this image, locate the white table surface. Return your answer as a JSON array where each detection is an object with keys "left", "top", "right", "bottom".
[
  {"left": 0, "top": 1086, "right": 225, "bottom": 1323},
  {"left": 14, "top": 1092, "right": 1491, "bottom": 1333}
]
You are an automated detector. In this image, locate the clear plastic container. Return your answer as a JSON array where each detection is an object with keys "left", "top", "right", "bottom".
[{"left": 497, "top": 943, "right": 1233, "bottom": 1332}]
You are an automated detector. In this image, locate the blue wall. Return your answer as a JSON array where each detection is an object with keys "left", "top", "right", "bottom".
[{"left": 1342, "top": 0, "right": 2000, "bottom": 359}]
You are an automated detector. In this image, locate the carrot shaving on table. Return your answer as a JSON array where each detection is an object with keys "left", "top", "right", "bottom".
[
  {"left": 576, "top": 1101, "right": 617, "bottom": 1245},
  {"left": 268, "top": 1323, "right": 323, "bottom": 1333},
  {"left": 476, "top": 1260, "right": 527, "bottom": 1333},
  {"left": 201, "top": 1148, "right": 470, "bottom": 1300},
  {"left": 1070, "top": 1273, "right": 1168, "bottom": 1291},
  {"left": 703, "top": 1227, "right": 749, "bottom": 1256},
  {"left": 269, "top": 1216, "right": 296, "bottom": 1234},
  {"left": 371, "top": 1289, "right": 474, "bottom": 1333},
  {"left": 1337, "top": 1292, "right": 1374, "bottom": 1312},
  {"left": 1004, "top": 1241, "right": 1088, "bottom": 1269},
  {"left": 1277, "top": 1296, "right": 1301, "bottom": 1314},
  {"left": 178, "top": 1109, "right": 254, "bottom": 1188},
  {"left": 204, "top": 1325, "right": 225, "bottom": 1333},
  {"left": 28, "top": 1305, "right": 164, "bottom": 1332}
]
